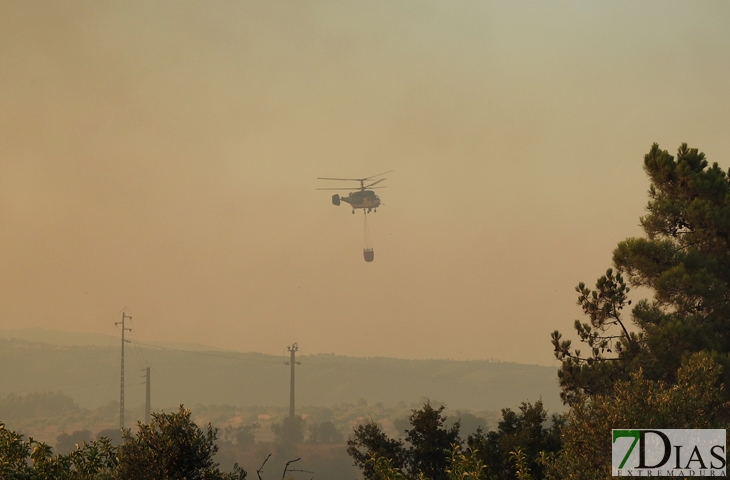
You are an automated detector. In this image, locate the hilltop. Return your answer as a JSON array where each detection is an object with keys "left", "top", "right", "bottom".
[{"left": 0, "top": 328, "right": 562, "bottom": 414}]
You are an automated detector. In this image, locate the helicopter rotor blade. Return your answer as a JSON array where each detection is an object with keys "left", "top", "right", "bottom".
[
  {"left": 364, "top": 178, "right": 386, "bottom": 189},
  {"left": 362, "top": 170, "right": 395, "bottom": 181},
  {"left": 317, "top": 170, "right": 394, "bottom": 182},
  {"left": 316, "top": 186, "right": 386, "bottom": 191}
]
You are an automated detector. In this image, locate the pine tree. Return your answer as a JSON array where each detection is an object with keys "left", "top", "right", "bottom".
[{"left": 553, "top": 143, "right": 730, "bottom": 404}]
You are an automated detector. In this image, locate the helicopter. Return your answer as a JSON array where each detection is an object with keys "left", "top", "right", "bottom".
[{"left": 317, "top": 170, "right": 393, "bottom": 214}]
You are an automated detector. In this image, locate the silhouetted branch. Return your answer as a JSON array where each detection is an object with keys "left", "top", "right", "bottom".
[
  {"left": 281, "top": 457, "right": 301, "bottom": 479},
  {"left": 257, "top": 453, "right": 272, "bottom": 480}
]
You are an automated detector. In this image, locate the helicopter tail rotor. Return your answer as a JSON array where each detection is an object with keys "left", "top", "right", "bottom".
[{"left": 331, "top": 194, "right": 341, "bottom": 206}]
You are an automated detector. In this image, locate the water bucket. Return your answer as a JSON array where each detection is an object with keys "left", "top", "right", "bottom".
[{"left": 363, "top": 249, "right": 374, "bottom": 262}]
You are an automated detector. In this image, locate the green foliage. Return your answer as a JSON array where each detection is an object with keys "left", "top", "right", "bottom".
[
  {"left": 116, "top": 405, "right": 246, "bottom": 480},
  {"left": 365, "top": 446, "right": 485, "bottom": 480},
  {"left": 508, "top": 448, "right": 532, "bottom": 480},
  {"left": 348, "top": 420, "right": 407, "bottom": 480},
  {"left": 1, "top": 406, "right": 249, "bottom": 479},
  {"left": 551, "top": 269, "right": 640, "bottom": 404},
  {"left": 95, "top": 428, "right": 124, "bottom": 446},
  {"left": 467, "top": 401, "right": 561, "bottom": 480},
  {"left": 405, "top": 402, "right": 461, "bottom": 480},
  {"left": 55, "top": 437, "right": 119, "bottom": 480},
  {"left": 0, "top": 421, "right": 118, "bottom": 480},
  {"left": 449, "top": 412, "right": 487, "bottom": 439},
  {"left": 350, "top": 402, "right": 559, "bottom": 480},
  {"left": 544, "top": 353, "right": 730, "bottom": 479},
  {"left": 446, "top": 445, "right": 485, "bottom": 480},
  {"left": 549, "top": 144, "right": 730, "bottom": 477},
  {"left": 56, "top": 430, "right": 93, "bottom": 455},
  {"left": 0, "top": 422, "right": 35, "bottom": 478},
  {"left": 554, "top": 143, "right": 730, "bottom": 403},
  {"left": 366, "top": 454, "right": 410, "bottom": 480}
]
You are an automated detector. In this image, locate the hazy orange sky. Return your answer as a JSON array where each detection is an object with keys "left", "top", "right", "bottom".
[{"left": 2, "top": 1, "right": 729, "bottom": 366}]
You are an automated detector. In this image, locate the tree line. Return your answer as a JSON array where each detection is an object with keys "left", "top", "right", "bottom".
[{"left": 0, "top": 405, "right": 248, "bottom": 480}]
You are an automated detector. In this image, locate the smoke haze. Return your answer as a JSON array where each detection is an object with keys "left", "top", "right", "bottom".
[{"left": 2, "top": 1, "right": 730, "bottom": 365}]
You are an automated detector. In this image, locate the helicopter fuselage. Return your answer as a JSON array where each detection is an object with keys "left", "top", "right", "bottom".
[
  {"left": 318, "top": 171, "right": 391, "bottom": 213},
  {"left": 341, "top": 190, "right": 380, "bottom": 209}
]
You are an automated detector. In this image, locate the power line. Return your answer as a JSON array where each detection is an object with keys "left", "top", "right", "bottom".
[{"left": 129, "top": 340, "right": 281, "bottom": 365}]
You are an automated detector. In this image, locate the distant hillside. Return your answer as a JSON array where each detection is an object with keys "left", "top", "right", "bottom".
[
  {"left": 0, "top": 327, "right": 229, "bottom": 351},
  {"left": 0, "top": 333, "right": 563, "bottom": 414}
]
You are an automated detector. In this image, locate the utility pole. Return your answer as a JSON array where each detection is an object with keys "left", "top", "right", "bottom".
[
  {"left": 115, "top": 311, "right": 132, "bottom": 430},
  {"left": 284, "top": 343, "right": 300, "bottom": 418},
  {"left": 145, "top": 366, "right": 151, "bottom": 424}
]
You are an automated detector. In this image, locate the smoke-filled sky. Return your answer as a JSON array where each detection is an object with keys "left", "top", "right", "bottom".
[{"left": 2, "top": 1, "right": 729, "bottom": 366}]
